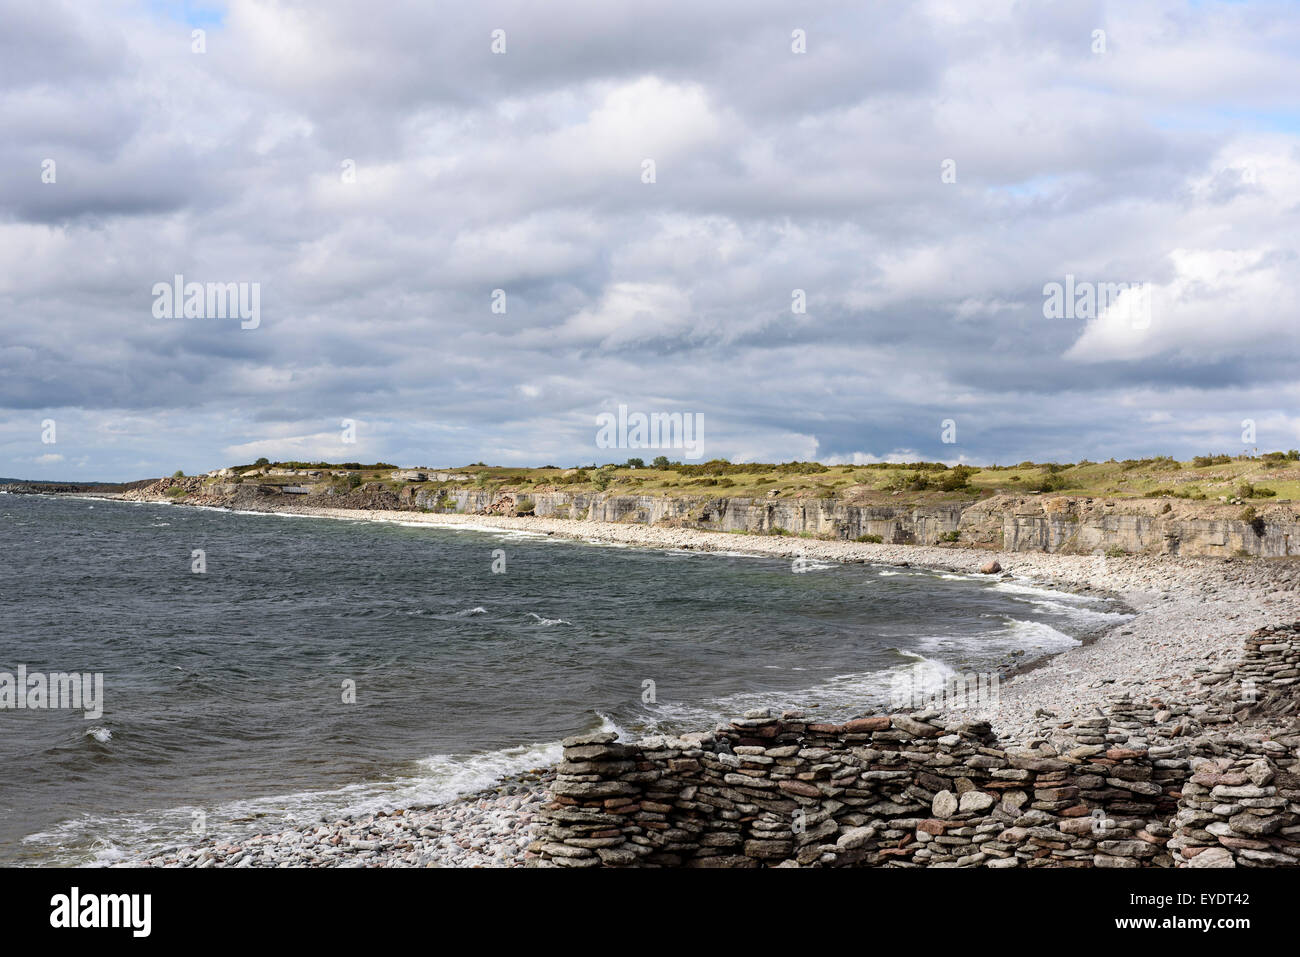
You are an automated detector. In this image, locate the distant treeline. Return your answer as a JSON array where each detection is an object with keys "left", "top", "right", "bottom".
[
  {"left": 221, "top": 451, "right": 1300, "bottom": 477},
  {"left": 233, "top": 459, "right": 399, "bottom": 471}
]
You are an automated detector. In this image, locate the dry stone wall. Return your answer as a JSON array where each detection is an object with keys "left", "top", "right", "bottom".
[{"left": 531, "top": 626, "right": 1300, "bottom": 868}]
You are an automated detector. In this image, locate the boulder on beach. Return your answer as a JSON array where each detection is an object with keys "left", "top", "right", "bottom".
[{"left": 979, "top": 560, "right": 1002, "bottom": 574}]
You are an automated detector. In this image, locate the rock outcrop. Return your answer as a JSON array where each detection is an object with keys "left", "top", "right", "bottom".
[{"left": 111, "top": 477, "right": 1300, "bottom": 557}]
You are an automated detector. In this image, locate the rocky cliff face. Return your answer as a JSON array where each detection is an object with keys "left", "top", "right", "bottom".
[
  {"left": 115, "top": 478, "right": 1300, "bottom": 558},
  {"left": 394, "top": 487, "right": 1300, "bottom": 557},
  {"left": 964, "top": 496, "right": 1300, "bottom": 558}
]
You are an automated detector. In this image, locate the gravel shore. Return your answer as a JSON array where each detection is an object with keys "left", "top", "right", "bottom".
[
  {"left": 108, "top": 498, "right": 1300, "bottom": 867},
  {"left": 120, "top": 769, "right": 554, "bottom": 869}
]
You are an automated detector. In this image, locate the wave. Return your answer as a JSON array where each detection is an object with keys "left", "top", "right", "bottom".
[
  {"left": 527, "top": 613, "right": 571, "bottom": 626},
  {"left": 916, "top": 616, "right": 1080, "bottom": 653},
  {"left": 991, "top": 580, "right": 1108, "bottom": 603},
  {"left": 22, "top": 715, "right": 623, "bottom": 867},
  {"left": 627, "top": 654, "right": 960, "bottom": 735},
  {"left": 997, "top": 616, "right": 1082, "bottom": 651},
  {"left": 791, "top": 557, "right": 839, "bottom": 573},
  {"left": 1006, "top": 595, "right": 1132, "bottom": 625}
]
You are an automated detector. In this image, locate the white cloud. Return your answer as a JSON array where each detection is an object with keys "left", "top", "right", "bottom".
[{"left": 1065, "top": 247, "right": 1298, "bottom": 363}]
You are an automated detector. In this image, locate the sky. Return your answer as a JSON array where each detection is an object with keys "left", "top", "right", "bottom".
[{"left": 1, "top": 0, "right": 1299, "bottom": 481}]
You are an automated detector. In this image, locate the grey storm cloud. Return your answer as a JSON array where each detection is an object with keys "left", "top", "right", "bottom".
[{"left": 1, "top": 0, "right": 1299, "bottom": 480}]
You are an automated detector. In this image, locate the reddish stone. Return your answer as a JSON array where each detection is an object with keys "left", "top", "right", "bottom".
[
  {"left": 778, "top": 780, "right": 821, "bottom": 798},
  {"left": 807, "top": 723, "right": 844, "bottom": 734},
  {"left": 843, "top": 716, "right": 892, "bottom": 733},
  {"left": 1217, "top": 835, "right": 1269, "bottom": 850},
  {"left": 917, "top": 819, "right": 947, "bottom": 835},
  {"left": 1034, "top": 787, "right": 1080, "bottom": 802}
]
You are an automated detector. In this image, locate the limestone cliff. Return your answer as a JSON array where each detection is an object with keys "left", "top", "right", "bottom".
[{"left": 115, "top": 478, "right": 1300, "bottom": 558}]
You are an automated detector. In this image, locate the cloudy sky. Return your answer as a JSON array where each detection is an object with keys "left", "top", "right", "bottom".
[{"left": 2, "top": 0, "right": 1298, "bottom": 480}]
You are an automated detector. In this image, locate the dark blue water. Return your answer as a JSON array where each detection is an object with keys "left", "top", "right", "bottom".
[{"left": 0, "top": 493, "right": 1127, "bottom": 864}]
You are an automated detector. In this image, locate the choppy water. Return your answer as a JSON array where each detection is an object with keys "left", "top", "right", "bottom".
[{"left": 0, "top": 492, "right": 1128, "bottom": 865}]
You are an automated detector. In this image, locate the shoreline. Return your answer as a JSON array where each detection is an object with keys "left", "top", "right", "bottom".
[
  {"left": 64, "top": 492, "right": 1300, "bottom": 866},
  {"left": 101, "top": 493, "right": 1300, "bottom": 727}
]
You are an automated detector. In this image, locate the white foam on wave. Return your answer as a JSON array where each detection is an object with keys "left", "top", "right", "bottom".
[
  {"left": 593, "top": 710, "right": 635, "bottom": 743},
  {"left": 454, "top": 606, "right": 487, "bottom": 617},
  {"left": 1007, "top": 595, "right": 1132, "bottom": 625},
  {"left": 997, "top": 617, "right": 1082, "bottom": 652},
  {"left": 792, "top": 558, "right": 839, "bottom": 572},
  {"left": 632, "top": 655, "right": 959, "bottom": 733},
  {"left": 912, "top": 615, "right": 1081, "bottom": 657},
  {"left": 992, "top": 580, "right": 1108, "bottom": 603},
  {"left": 527, "top": 612, "right": 571, "bottom": 626}
]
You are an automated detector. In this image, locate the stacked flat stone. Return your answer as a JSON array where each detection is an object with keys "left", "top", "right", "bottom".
[
  {"left": 1201, "top": 622, "right": 1300, "bottom": 699},
  {"left": 535, "top": 731, "right": 645, "bottom": 867},
  {"left": 532, "top": 712, "right": 1182, "bottom": 868},
  {"left": 1167, "top": 751, "right": 1300, "bottom": 868}
]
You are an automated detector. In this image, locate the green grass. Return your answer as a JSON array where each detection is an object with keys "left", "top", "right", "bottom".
[{"left": 213, "top": 454, "right": 1300, "bottom": 505}]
